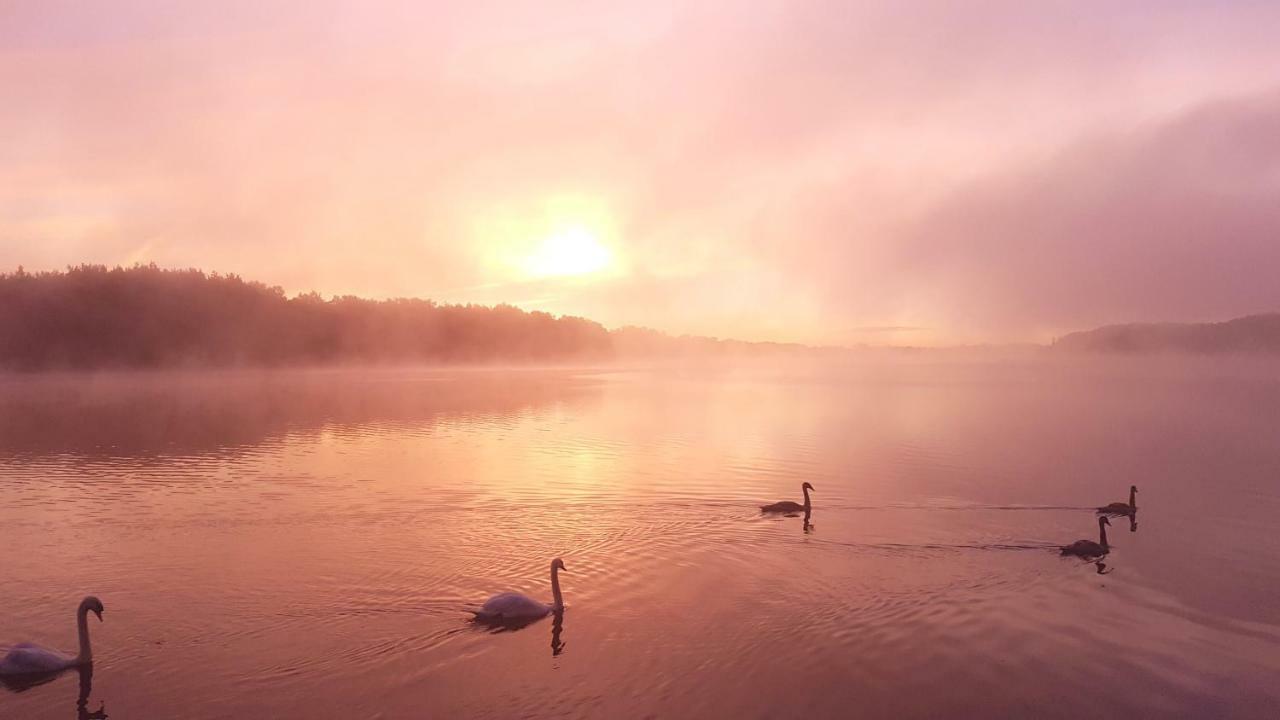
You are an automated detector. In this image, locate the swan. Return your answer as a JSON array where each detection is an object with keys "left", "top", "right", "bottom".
[
  {"left": 761, "top": 482, "right": 814, "bottom": 514},
  {"left": 0, "top": 597, "right": 104, "bottom": 676},
  {"left": 473, "top": 559, "right": 566, "bottom": 623},
  {"left": 1061, "top": 516, "right": 1110, "bottom": 558},
  {"left": 1097, "top": 485, "right": 1137, "bottom": 515}
]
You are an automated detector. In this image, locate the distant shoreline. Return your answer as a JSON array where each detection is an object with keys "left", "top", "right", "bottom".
[
  {"left": 0, "top": 264, "right": 833, "bottom": 371},
  {"left": 1052, "top": 314, "right": 1280, "bottom": 355},
  {"left": 3, "top": 265, "right": 1277, "bottom": 370}
]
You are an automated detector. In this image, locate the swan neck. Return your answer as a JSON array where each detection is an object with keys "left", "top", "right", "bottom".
[
  {"left": 550, "top": 565, "right": 563, "bottom": 610},
  {"left": 76, "top": 606, "right": 92, "bottom": 664},
  {"left": 802, "top": 485, "right": 811, "bottom": 510},
  {"left": 1129, "top": 488, "right": 1137, "bottom": 509},
  {"left": 1099, "top": 521, "right": 1109, "bottom": 549}
]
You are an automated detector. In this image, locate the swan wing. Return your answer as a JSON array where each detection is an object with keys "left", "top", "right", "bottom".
[
  {"left": 0, "top": 644, "right": 74, "bottom": 675},
  {"left": 476, "top": 592, "right": 550, "bottom": 620},
  {"left": 761, "top": 501, "right": 804, "bottom": 513},
  {"left": 1060, "top": 540, "right": 1105, "bottom": 557},
  {"left": 1097, "top": 503, "right": 1131, "bottom": 514}
]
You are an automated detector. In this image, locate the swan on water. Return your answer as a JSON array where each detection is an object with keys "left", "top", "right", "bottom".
[
  {"left": 1061, "top": 516, "right": 1111, "bottom": 558},
  {"left": 473, "top": 559, "right": 566, "bottom": 623},
  {"left": 761, "top": 482, "right": 814, "bottom": 514},
  {"left": 1097, "top": 485, "right": 1137, "bottom": 515},
  {"left": 0, "top": 597, "right": 104, "bottom": 676}
]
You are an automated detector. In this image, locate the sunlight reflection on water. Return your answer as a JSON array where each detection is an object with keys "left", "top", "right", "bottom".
[{"left": 2, "top": 361, "right": 1279, "bottom": 719}]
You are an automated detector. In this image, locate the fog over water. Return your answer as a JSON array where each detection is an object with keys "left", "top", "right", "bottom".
[{"left": 1, "top": 358, "right": 1278, "bottom": 719}]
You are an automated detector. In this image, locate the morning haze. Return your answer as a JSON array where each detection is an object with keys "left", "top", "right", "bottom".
[
  {"left": 4, "top": 1, "right": 1280, "bottom": 345},
  {"left": 2, "top": 3, "right": 1279, "bottom": 720}
]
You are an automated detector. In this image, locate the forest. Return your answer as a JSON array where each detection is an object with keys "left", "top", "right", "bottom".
[
  {"left": 0, "top": 265, "right": 815, "bottom": 369},
  {"left": 1053, "top": 314, "right": 1280, "bottom": 354},
  {"left": 0, "top": 265, "right": 617, "bottom": 369}
]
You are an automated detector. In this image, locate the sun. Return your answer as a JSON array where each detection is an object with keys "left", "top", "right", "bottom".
[{"left": 522, "top": 225, "right": 613, "bottom": 278}]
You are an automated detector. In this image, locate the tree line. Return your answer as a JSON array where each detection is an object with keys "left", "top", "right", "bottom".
[{"left": 0, "top": 264, "right": 616, "bottom": 369}]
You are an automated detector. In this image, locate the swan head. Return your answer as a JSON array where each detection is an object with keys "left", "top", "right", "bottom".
[
  {"left": 1099, "top": 516, "right": 1111, "bottom": 527},
  {"left": 1130, "top": 485, "right": 1138, "bottom": 493},
  {"left": 551, "top": 558, "right": 567, "bottom": 573},
  {"left": 80, "top": 596, "right": 105, "bottom": 621},
  {"left": 802, "top": 482, "right": 815, "bottom": 492}
]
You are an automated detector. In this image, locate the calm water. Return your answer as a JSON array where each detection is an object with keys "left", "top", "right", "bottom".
[{"left": 1, "top": 360, "right": 1279, "bottom": 719}]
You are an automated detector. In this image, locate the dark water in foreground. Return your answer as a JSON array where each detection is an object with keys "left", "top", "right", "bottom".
[{"left": 1, "top": 360, "right": 1278, "bottom": 719}]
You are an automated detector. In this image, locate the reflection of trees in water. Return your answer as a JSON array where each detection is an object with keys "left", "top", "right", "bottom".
[{"left": 0, "top": 371, "right": 598, "bottom": 458}]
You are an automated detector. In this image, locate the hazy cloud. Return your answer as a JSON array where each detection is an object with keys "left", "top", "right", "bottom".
[{"left": 3, "top": 1, "right": 1279, "bottom": 344}]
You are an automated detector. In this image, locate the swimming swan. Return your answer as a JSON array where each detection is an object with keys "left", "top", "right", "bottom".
[
  {"left": 1061, "top": 516, "right": 1110, "bottom": 558},
  {"left": 473, "top": 559, "right": 566, "bottom": 623},
  {"left": 1097, "top": 485, "right": 1137, "bottom": 515},
  {"left": 761, "top": 482, "right": 814, "bottom": 514},
  {"left": 0, "top": 597, "right": 104, "bottom": 675}
]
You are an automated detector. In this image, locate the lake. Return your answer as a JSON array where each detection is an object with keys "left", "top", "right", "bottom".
[{"left": 2, "top": 359, "right": 1279, "bottom": 719}]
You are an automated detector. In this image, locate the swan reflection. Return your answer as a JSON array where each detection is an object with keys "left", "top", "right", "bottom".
[
  {"left": 803, "top": 509, "right": 814, "bottom": 534},
  {"left": 471, "top": 604, "right": 567, "bottom": 657},
  {"left": 550, "top": 610, "right": 566, "bottom": 657},
  {"left": 0, "top": 664, "right": 106, "bottom": 719},
  {"left": 75, "top": 665, "right": 107, "bottom": 720}
]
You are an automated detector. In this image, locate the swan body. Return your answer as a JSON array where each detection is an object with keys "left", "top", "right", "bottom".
[
  {"left": 1061, "top": 516, "right": 1111, "bottom": 558},
  {"left": 473, "top": 559, "right": 566, "bottom": 623},
  {"left": 1097, "top": 485, "right": 1138, "bottom": 515},
  {"left": 761, "top": 482, "right": 814, "bottom": 514},
  {"left": 0, "top": 597, "right": 103, "bottom": 676},
  {"left": 477, "top": 592, "right": 553, "bottom": 620},
  {"left": 0, "top": 644, "right": 78, "bottom": 675}
]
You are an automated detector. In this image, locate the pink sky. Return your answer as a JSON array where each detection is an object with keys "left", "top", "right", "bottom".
[{"left": 3, "top": 1, "right": 1279, "bottom": 345}]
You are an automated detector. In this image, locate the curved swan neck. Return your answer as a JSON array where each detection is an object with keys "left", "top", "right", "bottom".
[
  {"left": 802, "top": 485, "right": 811, "bottom": 510},
  {"left": 1129, "top": 487, "right": 1137, "bottom": 509},
  {"left": 76, "top": 605, "right": 93, "bottom": 664},
  {"left": 1098, "top": 520, "right": 1109, "bottom": 549},
  {"left": 550, "top": 565, "right": 564, "bottom": 610}
]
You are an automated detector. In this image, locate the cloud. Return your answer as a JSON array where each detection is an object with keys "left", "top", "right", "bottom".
[
  {"left": 896, "top": 89, "right": 1280, "bottom": 340},
  {"left": 3, "top": 2, "right": 1280, "bottom": 344}
]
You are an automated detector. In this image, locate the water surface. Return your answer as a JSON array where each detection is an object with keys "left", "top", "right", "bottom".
[{"left": 2, "top": 360, "right": 1278, "bottom": 718}]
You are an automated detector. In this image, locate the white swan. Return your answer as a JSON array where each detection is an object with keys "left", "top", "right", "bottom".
[
  {"left": 1097, "top": 485, "right": 1138, "bottom": 515},
  {"left": 0, "top": 597, "right": 104, "bottom": 675},
  {"left": 1061, "top": 516, "right": 1111, "bottom": 558},
  {"left": 761, "top": 482, "right": 814, "bottom": 514},
  {"left": 473, "top": 559, "right": 566, "bottom": 623}
]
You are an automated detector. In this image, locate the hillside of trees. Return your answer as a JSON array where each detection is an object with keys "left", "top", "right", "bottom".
[
  {"left": 0, "top": 265, "right": 617, "bottom": 369},
  {"left": 0, "top": 264, "right": 822, "bottom": 370},
  {"left": 1052, "top": 314, "right": 1280, "bottom": 354}
]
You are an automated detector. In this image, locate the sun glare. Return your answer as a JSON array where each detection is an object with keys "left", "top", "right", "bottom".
[{"left": 523, "top": 226, "right": 613, "bottom": 278}]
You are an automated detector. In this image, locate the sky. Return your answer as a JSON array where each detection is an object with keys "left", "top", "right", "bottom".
[{"left": 3, "top": 1, "right": 1279, "bottom": 346}]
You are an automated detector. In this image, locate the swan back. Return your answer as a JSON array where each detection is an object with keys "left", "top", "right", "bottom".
[
  {"left": 0, "top": 645, "right": 75, "bottom": 675},
  {"left": 1060, "top": 540, "right": 1106, "bottom": 557},
  {"left": 476, "top": 592, "right": 551, "bottom": 621}
]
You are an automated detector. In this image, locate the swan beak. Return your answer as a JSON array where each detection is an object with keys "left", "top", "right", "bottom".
[{"left": 93, "top": 609, "right": 103, "bottom": 622}]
